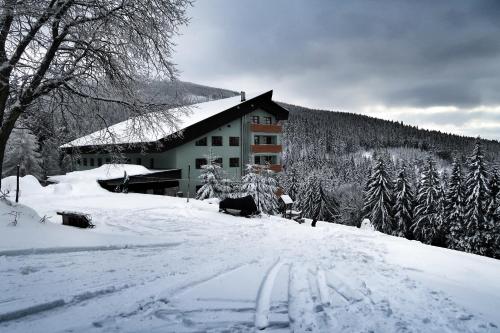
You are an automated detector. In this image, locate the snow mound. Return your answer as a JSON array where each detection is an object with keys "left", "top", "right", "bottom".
[
  {"left": 46, "top": 164, "right": 154, "bottom": 195},
  {"left": 0, "top": 199, "right": 161, "bottom": 253},
  {"left": 360, "top": 218, "right": 375, "bottom": 231},
  {"left": 1, "top": 175, "right": 46, "bottom": 198},
  {"left": 49, "top": 164, "right": 152, "bottom": 184}
]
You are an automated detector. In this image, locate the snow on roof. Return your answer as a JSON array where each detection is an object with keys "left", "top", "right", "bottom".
[
  {"left": 61, "top": 94, "right": 252, "bottom": 148},
  {"left": 48, "top": 164, "right": 154, "bottom": 183},
  {"left": 280, "top": 194, "right": 293, "bottom": 204}
]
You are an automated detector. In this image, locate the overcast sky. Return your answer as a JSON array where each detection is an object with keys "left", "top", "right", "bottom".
[{"left": 174, "top": 0, "right": 500, "bottom": 140}]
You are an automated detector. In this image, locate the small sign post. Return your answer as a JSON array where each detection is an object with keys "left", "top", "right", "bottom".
[
  {"left": 15, "top": 164, "right": 20, "bottom": 203},
  {"left": 187, "top": 164, "right": 191, "bottom": 202}
]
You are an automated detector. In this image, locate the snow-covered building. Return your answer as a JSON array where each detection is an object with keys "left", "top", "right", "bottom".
[{"left": 61, "top": 90, "right": 289, "bottom": 196}]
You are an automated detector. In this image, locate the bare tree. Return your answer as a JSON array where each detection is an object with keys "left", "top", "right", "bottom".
[{"left": 0, "top": 0, "right": 192, "bottom": 185}]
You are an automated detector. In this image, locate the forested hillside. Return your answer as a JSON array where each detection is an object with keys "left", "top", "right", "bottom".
[
  {"left": 280, "top": 103, "right": 500, "bottom": 259},
  {"left": 281, "top": 103, "right": 500, "bottom": 162}
]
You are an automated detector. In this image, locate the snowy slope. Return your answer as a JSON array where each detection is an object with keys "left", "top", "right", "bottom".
[{"left": 1, "top": 168, "right": 500, "bottom": 332}]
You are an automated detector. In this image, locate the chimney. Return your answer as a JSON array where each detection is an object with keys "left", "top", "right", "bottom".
[{"left": 240, "top": 91, "right": 246, "bottom": 102}]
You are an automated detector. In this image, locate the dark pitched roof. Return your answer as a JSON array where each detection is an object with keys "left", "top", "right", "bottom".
[{"left": 63, "top": 90, "right": 288, "bottom": 154}]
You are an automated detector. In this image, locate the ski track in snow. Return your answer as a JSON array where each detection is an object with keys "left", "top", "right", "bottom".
[{"left": 1, "top": 189, "right": 499, "bottom": 332}]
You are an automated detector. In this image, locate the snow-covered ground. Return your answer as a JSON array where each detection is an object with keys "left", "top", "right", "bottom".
[{"left": 1, "top": 165, "right": 500, "bottom": 332}]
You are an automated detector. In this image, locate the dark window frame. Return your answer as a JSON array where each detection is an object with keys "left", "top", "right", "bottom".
[
  {"left": 214, "top": 157, "right": 223, "bottom": 167},
  {"left": 229, "top": 157, "right": 240, "bottom": 167},
  {"left": 252, "top": 116, "right": 260, "bottom": 124},
  {"left": 97, "top": 158, "right": 102, "bottom": 167},
  {"left": 195, "top": 137, "right": 207, "bottom": 146},
  {"left": 90, "top": 158, "right": 95, "bottom": 167},
  {"left": 83, "top": 158, "right": 87, "bottom": 166},
  {"left": 149, "top": 158, "right": 154, "bottom": 169},
  {"left": 211, "top": 136, "right": 223, "bottom": 146},
  {"left": 136, "top": 158, "right": 142, "bottom": 165},
  {"left": 229, "top": 136, "right": 240, "bottom": 146},
  {"left": 195, "top": 158, "right": 208, "bottom": 169},
  {"left": 264, "top": 116, "right": 272, "bottom": 125}
]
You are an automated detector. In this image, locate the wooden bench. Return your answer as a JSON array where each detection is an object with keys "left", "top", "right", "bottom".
[{"left": 56, "top": 211, "right": 95, "bottom": 228}]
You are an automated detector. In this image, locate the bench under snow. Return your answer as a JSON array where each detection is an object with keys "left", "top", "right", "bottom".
[{"left": 56, "top": 211, "right": 95, "bottom": 229}]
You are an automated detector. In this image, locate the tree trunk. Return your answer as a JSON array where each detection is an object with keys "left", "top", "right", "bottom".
[
  {"left": 0, "top": 139, "right": 5, "bottom": 188},
  {"left": 0, "top": 107, "right": 22, "bottom": 188},
  {"left": 311, "top": 219, "right": 317, "bottom": 227}
]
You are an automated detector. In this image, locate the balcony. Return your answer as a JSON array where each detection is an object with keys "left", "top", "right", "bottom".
[
  {"left": 254, "top": 164, "right": 283, "bottom": 173},
  {"left": 251, "top": 144, "right": 282, "bottom": 153},
  {"left": 250, "top": 123, "right": 282, "bottom": 133},
  {"left": 268, "top": 164, "right": 282, "bottom": 172}
]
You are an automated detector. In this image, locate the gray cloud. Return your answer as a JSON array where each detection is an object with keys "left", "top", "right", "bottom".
[{"left": 174, "top": 0, "right": 500, "bottom": 139}]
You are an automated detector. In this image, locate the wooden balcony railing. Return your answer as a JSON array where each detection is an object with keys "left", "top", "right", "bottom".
[
  {"left": 250, "top": 123, "right": 282, "bottom": 133},
  {"left": 268, "top": 164, "right": 282, "bottom": 172},
  {"left": 253, "top": 164, "right": 283, "bottom": 173},
  {"left": 251, "top": 144, "right": 282, "bottom": 153}
]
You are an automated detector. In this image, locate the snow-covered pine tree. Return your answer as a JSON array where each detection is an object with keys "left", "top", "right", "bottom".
[
  {"left": 486, "top": 167, "right": 500, "bottom": 258},
  {"left": 444, "top": 159, "right": 466, "bottom": 250},
  {"left": 392, "top": 166, "right": 414, "bottom": 239},
  {"left": 412, "top": 156, "right": 443, "bottom": 245},
  {"left": 286, "top": 168, "right": 299, "bottom": 202},
  {"left": 464, "top": 141, "right": 494, "bottom": 256},
  {"left": 487, "top": 168, "right": 499, "bottom": 221},
  {"left": 300, "top": 172, "right": 339, "bottom": 226},
  {"left": 196, "top": 151, "right": 228, "bottom": 200},
  {"left": 3, "top": 129, "right": 43, "bottom": 178},
  {"left": 362, "top": 157, "right": 394, "bottom": 234},
  {"left": 40, "top": 138, "right": 61, "bottom": 178},
  {"left": 241, "top": 164, "right": 279, "bottom": 214}
]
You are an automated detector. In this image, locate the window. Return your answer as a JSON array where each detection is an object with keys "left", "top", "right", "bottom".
[
  {"left": 195, "top": 185, "right": 203, "bottom": 192},
  {"left": 77, "top": 159, "right": 81, "bottom": 165},
  {"left": 264, "top": 116, "right": 272, "bottom": 125},
  {"left": 230, "top": 157, "right": 240, "bottom": 167},
  {"left": 211, "top": 136, "right": 222, "bottom": 146},
  {"left": 254, "top": 135, "right": 275, "bottom": 144},
  {"left": 83, "top": 158, "right": 87, "bottom": 166},
  {"left": 97, "top": 158, "right": 102, "bottom": 167},
  {"left": 126, "top": 158, "right": 131, "bottom": 164},
  {"left": 229, "top": 137, "right": 240, "bottom": 146},
  {"left": 90, "top": 158, "right": 95, "bottom": 167},
  {"left": 195, "top": 158, "right": 207, "bottom": 169},
  {"left": 254, "top": 155, "right": 277, "bottom": 165},
  {"left": 149, "top": 158, "right": 154, "bottom": 169},
  {"left": 214, "top": 157, "right": 223, "bottom": 167},
  {"left": 105, "top": 158, "right": 111, "bottom": 164},
  {"left": 136, "top": 158, "right": 142, "bottom": 165},
  {"left": 252, "top": 116, "right": 260, "bottom": 124},
  {"left": 195, "top": 137, "right": 207, "bottom": 146}
]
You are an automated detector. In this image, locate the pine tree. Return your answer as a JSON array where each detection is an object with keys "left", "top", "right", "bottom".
[
  {"left": 412, "top": 157, "right": 443, "bottom": 245},
  {"left": 196, "top": 151, "right": 228, "bottom": 200},
  {"left": 362, "top": 158, "right": 393, "bottom": 234},
  {"left": 486, "top": 168, "right": 500, "bottom": 258},
  {"left": 487, "top": 168, "right": 500, "bottom": 221},
  {"left": 464, "top": 141, "right": 494, "bottom": 256},
  {"left": 392, "top": 166, "right": 414, "bottom": 239},
  {"left": 286, "top": 168, "right": 299, "bottom": 202},
  {"left": 444, "top": 159, "right": 466, "bottom": 250},
  {"left": 3, "top": 129, "right": 43, "bottom": 178},
  {"left": 241, "top": 164, "right": 278, "bottom": 214},
  {"left": 300, "top": 173, "right": 339, "bottom": 226}
]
